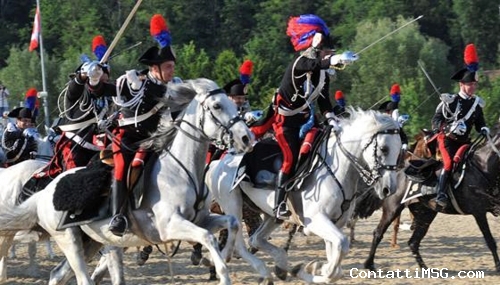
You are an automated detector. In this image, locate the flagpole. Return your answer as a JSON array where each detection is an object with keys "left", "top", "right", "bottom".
[{"left": 36, "top": 0, "right": 50, "bottom": 129}]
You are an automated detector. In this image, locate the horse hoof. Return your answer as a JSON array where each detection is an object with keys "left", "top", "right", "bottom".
[
  {"left": 257, "top": 277, "right": 274, "bottom": 285},
  {"left": 190, "top": 251, "right": 202, "bottom": 266},
  {"left": 274, "top": 266, "right": 287, "bottom": 280},
  {"left": 363, "top": 262, "right": 376, "bottom": 271},
  {"left": 290, "top": 263, "right": 303, "bottom": 277},
  {"left": 208, "top": 269, "right": 217, "bottom": 281}
]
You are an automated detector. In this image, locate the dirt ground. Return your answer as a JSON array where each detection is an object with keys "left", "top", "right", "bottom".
[{"left": 4, "top": 209, "right": 500, "bottom": 284}]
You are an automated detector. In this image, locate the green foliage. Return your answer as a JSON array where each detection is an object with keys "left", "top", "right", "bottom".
[{"left": 0, "top": 0, "right": 498, "bottom": 131}]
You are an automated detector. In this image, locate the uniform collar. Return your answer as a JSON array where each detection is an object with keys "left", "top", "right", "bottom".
[
  {"left": 458, "top": 91, "right": 474, "bottom": 100},
  {"left": 147, "top": 72, "right": 165, "bottom": 85}
]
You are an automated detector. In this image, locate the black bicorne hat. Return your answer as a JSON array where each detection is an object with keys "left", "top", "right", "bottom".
[
  {"left": 223, "top": 79, "right": 247, "bottom": 96},
  {"left": 8, "top": 107, "right": 32, "bottom": 119},
  {"left": 451, "top": 68, "right": 478, "bottom": 83},
  {"left": 451, "top": 44, "right": 479, "bottom": 83},
  {"left": 378, "top": 101, "right": 398, "bottom": 112},
  {"left": 138, "top": 46, "right": 176, "bottom": 66}
]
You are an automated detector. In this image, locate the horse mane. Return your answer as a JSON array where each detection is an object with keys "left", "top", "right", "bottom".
[
  {"left": 339, "top": 107, "right": 398, "bottom": 135},
  {"left": 145, "top": 78, "right": 221, "bottom": 151}
]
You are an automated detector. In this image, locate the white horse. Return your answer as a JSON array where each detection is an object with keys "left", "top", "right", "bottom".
[
  {"left": 206, "top": 108, "right": 402, "bottom": 284},
  {"left": 0, "top": 132, "right": 56, "bottom": 282},
  {"left": 0, "top": 78, "right": 254, "bottom": 285}
]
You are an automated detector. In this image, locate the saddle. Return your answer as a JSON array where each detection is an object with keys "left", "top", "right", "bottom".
[
  {"left": 55, "top": 150, "right": 158, "bottom": 230},
  {"left": 402, "top": 144, "right": 471, "bottom": 212},
  {"left": 240, "top": 127, "right": 327, "bottom": 190}
]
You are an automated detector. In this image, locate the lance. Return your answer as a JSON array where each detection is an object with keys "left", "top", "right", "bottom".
[
  {"left": 109, "top": 41, "right": 143, "bottom": 60},
  {"left": 100, "top": 0, "right": 143, "bottom": 64},
  {"left": 356, "top": 15, "right": 424, "bottom": 56}
]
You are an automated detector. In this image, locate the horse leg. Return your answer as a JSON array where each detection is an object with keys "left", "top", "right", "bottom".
[
  {"left": 248, "top": 216, "right": 286, "bottom": 281},
  {"left": 364, "top": 203, "right": 405, "bottom": 270},
  {"left": 46, "top": 239, "right": 56, "bottom": 259},
  {"left": 0, "top": 235, "right": 14, "bottom": 283},
  {"left": 162, "top": 213, "right": 231, "bottom": 285},
  {"left": 49, "top": 238, "right": 103, "bottom": 285},
  {"left": 95, "top": 246, "right": 125, "bottom": 285},
  {"left": 346, "top": 217, "right": 357, "bottom": 245},
  {"left": 473, "top": 213, "right": 500, "bottom": 271},
  {"left": 27, "top": 241, "right": 40, "bottom": 277},
  {"left": 292, "top": 214, "right": 347, "bottom": 284},
  {"left": 8, "top": 244, "right": 15, "bottom": 259},
  {"left": 407, "top": 202, "right": 437, "bottom": 269},
  {"left": 391, "top": 214, "right": 401, "bottom": 248},
  {"left": 48, "top": 228, "right": 97, "bottom": 285},
  {"left": 283, "top": 223, "right": 297, "bottom": 252}
]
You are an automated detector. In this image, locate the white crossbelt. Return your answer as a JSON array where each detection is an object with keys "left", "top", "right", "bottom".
[
  {"left": 64, "top": 131, "right": 102, "bottom": 151},
  {"left": 58, "top": 118, "right": 97, "bottom": 132},
  {"left": 118, "top": 102, "right": 165, "bottom": 127}
]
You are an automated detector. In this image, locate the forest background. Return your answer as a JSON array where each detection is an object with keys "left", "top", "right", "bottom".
[{"left": 0, "top": 0, "right": 499, "bottom": 137}]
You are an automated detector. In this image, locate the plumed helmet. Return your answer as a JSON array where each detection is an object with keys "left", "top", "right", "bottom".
[
  {"left": 451, "top": 43, "right": 479, "bottom": 83},
  {"left": 139, "top": 14, "right": 176, "bottom": 66},
  {"left": 223, "top": 60, "right": 254, "bottom": 96},
  {"left": 286, "top": 14, "right": 330, "bottom": 51},
  {"left": 334, "top": 90, "right": 345, "bottom": 107},
  {"left": 25, "top": 88, "right": 39, "bottom": 119},
  {"left": 390, "top": 83, "right": 401, "bottom": 103}
]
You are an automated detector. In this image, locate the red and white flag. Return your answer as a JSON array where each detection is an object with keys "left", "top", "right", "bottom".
[{"left": 29, "top": 7, "right": 40, "bottom": 52}]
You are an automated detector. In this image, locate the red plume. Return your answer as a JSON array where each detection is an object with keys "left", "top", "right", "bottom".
[
  {"left": 150, "top": 14, "right": 168, "bottom": 36},
  {"left": 25, "top": 87, "right": 37, "bottom": 98},
  {"left": 335, "top": 90, "right": 344, "bottom": 100},
  {"left": 390, "top": 84, "right": 401, "bottom": 95},
  {"left": 92, "top": 35, "right": 107, "bottom": 52},
  {"left": 239, "top": 60, "right": 253, "bottom": 76},
  {"left": 464, "top": 44, "right": 478, "bottom": 65}
]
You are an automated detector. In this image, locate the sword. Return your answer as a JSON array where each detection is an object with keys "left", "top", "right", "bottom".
[
  {"left": 356, "top": 15, "right": 424, "bottom": 56},
  {"left": 417, "top": 60, "right": 440, "bottom": 95},
  {"left": 100, "top": 0, "right": 143, "bottom": 64},
  {"left": 109, "top": 41, "right": 143, "bottom": 60}
]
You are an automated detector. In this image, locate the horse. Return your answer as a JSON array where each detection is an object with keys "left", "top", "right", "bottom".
[
  {"left": 0, "top": 131, "right": 56, "bottom": 282},
  {"left": 362, "top": 126, "right": 500, "bottom": 272},
  {"left": 346, "top": 130, "right": 434, "bottom": 247},
  {"left": 206, "top": 108, "right": 402, "bottom": 284},
  {"left": 0, "top": 78, "right": 254, "bottom": 285}
]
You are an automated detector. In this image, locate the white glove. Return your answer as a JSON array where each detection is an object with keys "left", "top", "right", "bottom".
[
  {"left": 325, "top": 112, "right": 340, "bottom": 132},
  {"left": 97, "top": 119, "right": 111, "bottom": 132},
  {"left": 402, "top": 144, "right": 408, "bottom": 151},
  {"left": 397, "top": 114, "right": 410, "bottom": 127},
  {"left": 126, "top": 70, "right": 143, "bottom": 90},
  {"left": 81, "top": 61, "right": 103, "bottom": 86},
  {"left": 481, "top": 126, "right": 490, "bottom": 136},
  {"left": 23, "top": 127, "right": 39, "bottom": 138},
  {"left": 329, "top": 51, "right": 358, "bottom": 66}
]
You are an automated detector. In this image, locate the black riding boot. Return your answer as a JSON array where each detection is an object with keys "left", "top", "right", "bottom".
[
  {"left": 108, "top": 180, "right": 128, "bottom": 236},
  {"left": 274, "top": 171, "right": 291, "bottom": 219},
  {"left": 435, "top": 170, "right": 449, "bottom": 208}
]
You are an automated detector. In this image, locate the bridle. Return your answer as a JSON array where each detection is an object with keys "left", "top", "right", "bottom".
[
  {"left": 336, "top": 128, "right": 400, "bottom": 186},
  {"left": 173, "top": 88, "right": 244, "bottom": 146}
]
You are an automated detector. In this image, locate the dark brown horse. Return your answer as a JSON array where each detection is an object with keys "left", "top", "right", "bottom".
[{"left": 363, "top": 128, "right": 500, "bottom": 272}]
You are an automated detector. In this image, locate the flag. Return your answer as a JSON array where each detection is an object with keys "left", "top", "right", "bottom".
[{"left": 29, "top": 8, "right": 40, "bottom": 52}]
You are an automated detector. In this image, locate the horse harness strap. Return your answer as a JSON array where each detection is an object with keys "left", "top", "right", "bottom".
[
  {"left": 64, "top": 131, "right": 102, "bottom": 152},
  {"left": 337, "top": 128, "right": 400, "bottom": 186}
]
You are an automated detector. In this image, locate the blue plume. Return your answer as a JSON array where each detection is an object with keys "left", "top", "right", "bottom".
[{"left": 297, "top": 14, "right": 330, "bottom": 36}]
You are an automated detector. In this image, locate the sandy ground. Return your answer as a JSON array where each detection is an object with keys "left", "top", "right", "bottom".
[{"left": 4, "top": 209, "right": 500, "bottom": 284}]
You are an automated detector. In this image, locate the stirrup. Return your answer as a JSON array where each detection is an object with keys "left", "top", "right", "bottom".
[
  {"left": 108, "top": 215, "right": 129, "bottom": 236},
  {"left": 435, "top": 193, "right": 448, "bottom": 208},
  {"left": 274, "top": 202, "right": 291, "bottom": 219}
]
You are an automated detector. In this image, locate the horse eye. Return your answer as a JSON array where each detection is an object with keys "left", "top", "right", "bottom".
[
  {"left": 212, "top": 103, "right": 221, "bottom": 110},
  {"left": 380, "top": 146, "right": 389, "bottom": 155}
]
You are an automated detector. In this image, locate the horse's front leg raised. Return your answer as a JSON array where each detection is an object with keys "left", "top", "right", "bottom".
[
  {"left": 199, "top": 213, "right": 239, "bottom": 264},
  {"left": 293, "top": 213, "right": 347, "bottom": 284},
  {"left": 248, "top": 216, "right": 285, "bottom": 281},
  {"left": 161, "top": 213, "right": 231, "bottom": 285}
]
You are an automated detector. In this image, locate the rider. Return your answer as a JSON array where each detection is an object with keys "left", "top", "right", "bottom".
[
  {"left": 108, "top": 14, "right": 195, "bottom": 236},
  {"left": 250, "top": 14, "right": 358, "bottom": 219},
  {"left": 378, "top": 83, "right": 409, "bottom": 150},
  {"left": 46, "top": 35, "right": 116, "bottom": 177},
  {"left": 431, "top": 43, "right": 488, "bottom": 208},
  {"left": 1, "top": 107, "right": 38, "bottom": 167},
  {"left": 206, "top": 60, "right": 255, "bottom": 164}
]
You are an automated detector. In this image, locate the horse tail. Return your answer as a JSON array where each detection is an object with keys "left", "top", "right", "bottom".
[{"left": 0, "top": 195, "right": 39, "bottom": 232}]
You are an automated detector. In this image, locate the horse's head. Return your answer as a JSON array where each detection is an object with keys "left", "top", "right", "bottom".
[
  {"left": 173, "top": 78, "right": 254, "bottom": 153},
  {"left": 338, "top": 108, "right": 402, "bottom": 199}
]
